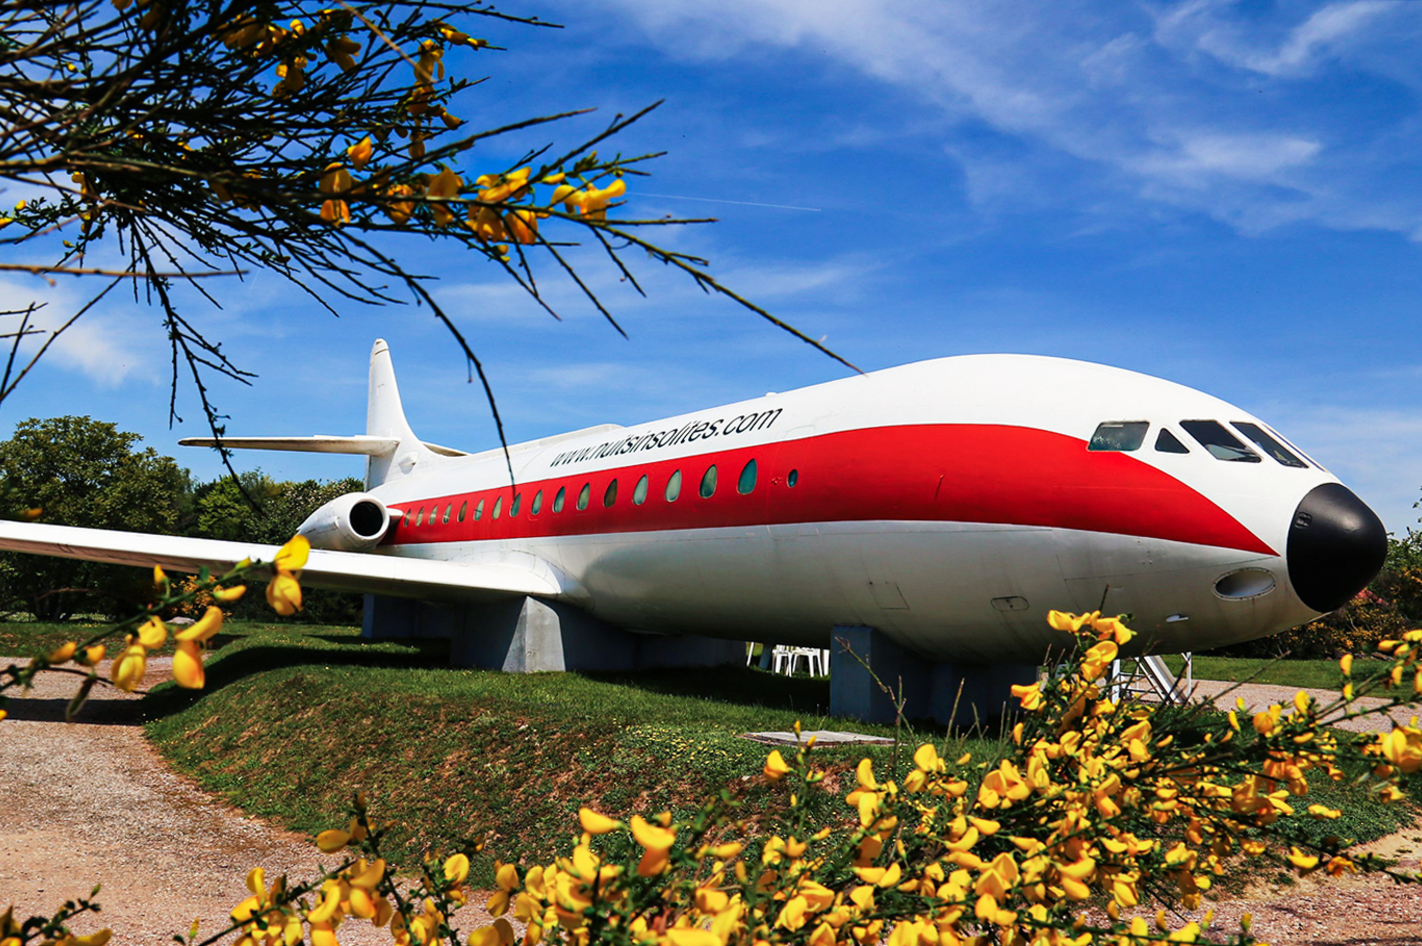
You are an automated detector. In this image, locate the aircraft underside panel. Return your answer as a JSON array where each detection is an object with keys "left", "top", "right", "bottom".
[{"left": 387, "top": 520, "right": 1317, "bottom": 663}]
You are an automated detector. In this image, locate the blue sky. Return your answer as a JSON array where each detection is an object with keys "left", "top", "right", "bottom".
[{"left": 5, "top": 0, "right": 1422, "bottom": 533}]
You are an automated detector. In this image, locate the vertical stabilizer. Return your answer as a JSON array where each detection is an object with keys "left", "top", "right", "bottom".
[{"left": 365, "top": 339, "right": 434, "bottom": 488}]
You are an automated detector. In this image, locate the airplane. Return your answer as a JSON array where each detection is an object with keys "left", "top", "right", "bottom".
[{"left": 0, "top": 339, "right": 1387, "bottom": 722}]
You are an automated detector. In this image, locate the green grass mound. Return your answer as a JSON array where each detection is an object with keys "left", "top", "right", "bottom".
[{"left": 136, "top": 623, "right": 997, "bottom": 884}]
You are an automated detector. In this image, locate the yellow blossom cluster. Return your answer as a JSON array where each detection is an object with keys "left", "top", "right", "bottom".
[
  {"left": 11, "top": 604, "right": 1422, "bottom": 946},
  {"left": 447, "top": 609, "right": 1422, "bottom": 946},
  {"left": 266, "top": 534, "right": 309, "bottom": 615}
]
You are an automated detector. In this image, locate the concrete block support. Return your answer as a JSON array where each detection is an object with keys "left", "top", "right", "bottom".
[
  {"left": 829, "top": 625, "right": 1036, "bottom": 727},
  {"left": 362, "top": 593, "right": 742, "bottom": 672}
]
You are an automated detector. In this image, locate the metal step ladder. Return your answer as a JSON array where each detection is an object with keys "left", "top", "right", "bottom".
[{"left": 1108, "top": 654, "right": 1192, "bottom": 704}]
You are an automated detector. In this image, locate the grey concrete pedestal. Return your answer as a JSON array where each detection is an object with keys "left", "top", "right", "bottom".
[
  {"left": 828, "top": 625, "right": 1035, "bottom": 727},
  {"left": 362, "top": 594, "right": 742, "bottom": 672}
]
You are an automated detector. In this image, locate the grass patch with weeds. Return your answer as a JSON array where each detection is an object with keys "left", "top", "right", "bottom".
[
  {"left": 1164, "top": 654, "right": 1366, "bottom": 690},
  {"left": 137, "top": 622, "right": 1007, "bottom": 884}
]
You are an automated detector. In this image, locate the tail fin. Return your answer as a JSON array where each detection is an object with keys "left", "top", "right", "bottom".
[{"left": 365, "top": 339, "right": 436, "bottom": 488}]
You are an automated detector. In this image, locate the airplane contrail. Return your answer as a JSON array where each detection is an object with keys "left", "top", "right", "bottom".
[{"left": 634, "top": 192, "right": 822, "bottom": 212}]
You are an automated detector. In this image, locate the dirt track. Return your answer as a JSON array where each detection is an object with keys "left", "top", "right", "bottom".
[{"left": 0, "top": 658, "right": 500, "bottom": 944}]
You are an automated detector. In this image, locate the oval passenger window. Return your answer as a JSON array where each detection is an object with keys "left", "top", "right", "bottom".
[
  {"left": 787, "top": 469, "right": 799, "bottom": 488},
  {"left": 492, "top": 496, "right": 503, "bottom": 519},
  {"left": 553, "top": 486, "right": 566, "bottom": 513},
  {"left": 416, "top": 507, "right": 425, "bottom": 525},
  {"left": 510, "top": 493, "right": 521, "bottom": 517},
  {"left": 532, "top": 490, "right": 543, "bottom": 515},
  {"left": 633, "top": 475, "right": 649, "bottom": 505},
  {"left": 442, "top": 504, "right": 451, "bottom": 524},
  {"left": 474, "top": 498, "right": 484, "bottom": 521},
  {"left": 665, "top": 470, "right": 682, "bottom": 502},
  {"left": 700, "top": 465, "right": 717, "bottom": 498},
  {"left": 577, "top": 483, "right": 590, "bottom": 511},
  {"left": 737, "top": 459, "right": 757, "bottom": 495},
  {"left": 604, "top": 479, "right": 618, "bottom": 508},
  {"left": 458, "top": 500, "right": 467, "bottom": 522}
]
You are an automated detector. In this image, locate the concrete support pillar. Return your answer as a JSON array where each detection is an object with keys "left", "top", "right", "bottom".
[
  {"left": 361, "top": 594, "right": 742, "bottom": 672},
  {"left": 829, "top": 624, "right": 1035, "bottom": 727}
]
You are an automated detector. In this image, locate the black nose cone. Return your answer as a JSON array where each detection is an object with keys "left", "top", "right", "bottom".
[{"left": 1287, "top": 483, "right": 1387, "bottom": 613}]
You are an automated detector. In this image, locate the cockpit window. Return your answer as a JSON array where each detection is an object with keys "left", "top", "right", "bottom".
[
  {"left": 1088, "top": 421, "right": 1149, "bottom": 452},
  {"left": 1180, "top": 420, "right": 1260, "bottom": 462},
  {"left": 1231, "top": 422, "right": 1307, "bottom": 468},
  {"left": 1155, "top": 428, "right": 1189, "bottom": 454}
]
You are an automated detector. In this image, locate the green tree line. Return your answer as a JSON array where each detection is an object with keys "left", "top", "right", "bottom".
[{"left": 0, "top": 415, "right": 363, "bottom": 623}]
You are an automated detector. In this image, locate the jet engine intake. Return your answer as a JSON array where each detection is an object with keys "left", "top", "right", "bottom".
[{"left": 296, "top": 492, "right": 391, "bottom": 552}]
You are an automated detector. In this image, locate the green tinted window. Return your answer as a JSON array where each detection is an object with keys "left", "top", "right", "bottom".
[
  {"left": 700, "top": 465, "right": 717, "bottom": 499},
  {"left": 633, "top": 475, "right": 649, "bottom": 505},
  {"left": 665, "top": 470, "right": 682, "bottom": 502},
  {"left": 577, "top": 483, "right": 590, "bottom": 511},
  {"left": 737, "top": 459, "right": 757, "bottom": 495},
  {"left": 553, "top": 487, "right": 566, "bottom": 512}
]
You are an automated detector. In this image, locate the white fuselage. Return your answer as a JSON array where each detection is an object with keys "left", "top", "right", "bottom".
[{"left": 362, "top": 355, "right": 1338, "bottom": 662}]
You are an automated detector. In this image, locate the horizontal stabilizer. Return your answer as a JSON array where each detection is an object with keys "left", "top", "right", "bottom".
[
  {"left": 179, "top": 435, "right": 400, "bottom": 456},
  {"left": 179, "top": 435, "right": 469, "bottom": 457},
  {"left": 0, "top": 521, "right": 568, "bottom": 602}
]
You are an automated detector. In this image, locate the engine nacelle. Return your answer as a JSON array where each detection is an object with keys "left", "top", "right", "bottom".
[{"left": 296, "top": 492, "right": 391, "bottom": 552}]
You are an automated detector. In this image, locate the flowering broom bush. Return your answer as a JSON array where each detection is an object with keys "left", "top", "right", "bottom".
[{"left": 4, "top": 560, "right": 1422, "bottom": 945}]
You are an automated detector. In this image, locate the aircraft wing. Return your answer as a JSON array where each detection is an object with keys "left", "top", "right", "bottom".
[{"left": 0, "top": 521, "right": 568, "bottom": 602}]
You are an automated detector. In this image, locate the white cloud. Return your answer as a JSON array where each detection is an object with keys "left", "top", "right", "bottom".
[
  {"left": 1158, "top": 0, "right": 1395, "bottom": 77},
  {"left": 587, "top": 0, "right": 1422, "bottom": 238},
  {"left": 0, "top": 277, "right": 161, "bottom": 389},
  {"left": 1139, "top": 132, "right": 1321, "bottom": 183}
]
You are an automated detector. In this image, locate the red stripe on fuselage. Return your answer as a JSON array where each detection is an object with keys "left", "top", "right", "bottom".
[{"left": 384, "top": 424, "right": 1276, "bottom": 555}]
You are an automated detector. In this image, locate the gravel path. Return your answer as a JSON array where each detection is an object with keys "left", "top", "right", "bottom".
[
  {"left": 0, "top": 658, "right": 500, "bottom": 945},
  {"left": 1184, "top": 679, "right": 1420, "bottom": 735},
  {"left": 1, "top": 663, "right": 1419, "bottom": 945}
]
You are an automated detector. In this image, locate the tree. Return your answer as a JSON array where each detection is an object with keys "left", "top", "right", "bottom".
[
  {"left": 191, "top": 471, "right": 365, "bottom": 622},
  {"left": 0, "top": 0, "right": 848, "bottom": 473},
  {"left": 0, "top": 415, "right": 189, "bottom": 619}
]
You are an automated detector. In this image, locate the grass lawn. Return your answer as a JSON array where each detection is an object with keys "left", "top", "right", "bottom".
[
  {"left": 1163, "top": 654, "right": 1357, "bottom": 690},
  {"left": 123, "top": 621, "right": 1006, "bottom": 883}
]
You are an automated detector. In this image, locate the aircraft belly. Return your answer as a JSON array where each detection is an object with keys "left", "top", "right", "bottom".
[{"left": 408, "top": 521, "right": 1313, "bottom": 664}]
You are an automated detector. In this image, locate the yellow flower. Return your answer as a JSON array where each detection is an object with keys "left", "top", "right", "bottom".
[
  {"left": 427, "top": 168, "right": 463, "bottom": 228},
  {"left": 46, "top": 641, "right": 77, "bottom": 664},
  {"left": 1380, "top": 727, "right": 1422, "bottom": 774},
  {"left": 137, "top": 616, "right": 167, "bottom": 648},
  {"left": 172, "top": 640, "right": 205, "bottom": 689},
  {"left": 111, "top": 644, "right": 147, "bottom": 692},
  {"left": 320, "top": 162, "right": 351, "bottom": 195},
  {"left": 326, "top": 34, "right": 361, "bottom": 72},
  {"left": 273, "top": 534, "right": 310, "bottom": 573},
  {"left": 316, "top": 829, "right": 352, "bottom": 853},
  {"left": 505, "top": 209, "right": 538, "bottom": 244},
  {"left": 347, "top": 136, "right": 374, "bottom": 170},
  {"left": 573, "top": 179, "right": 625, "bottom": 221},
  {"left": 213, "top": 584, "right": 247, "bottom": 602},
  {"left": 763, "top": 750, "right": 789, "bottom": 781},
  {"left": 444, "top": 853, "right": 470, "bottom": 884},
  {"left": 1286, "top": 847, "right": 1320, "bottom": 871},
  {"left": 1010, "top": 682, "right": 1044, "bottom": 711},
  {"left": 320, "top": 199, "right": 351, "bottom": 226},
  {"left": 79, "top": 644, "right": 106, "bottom": 666},
  {"left": 578, "top": 807, "right": 622, "bottom": 834},
  {"left": 266, "top": 573, "right": 303, "bottom": 616},
  {"left": 1339, "top": 653, "right": 1353, "bottom": 676},
  {"left": 384, "top": 184, "right": 417, "bottom": 224},
  {"left": 176, "top": 606, "right": 223, "bottom": 642}
]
